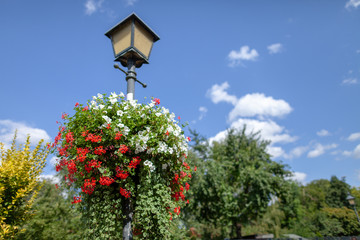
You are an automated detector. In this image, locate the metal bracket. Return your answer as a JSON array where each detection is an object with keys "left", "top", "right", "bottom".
[{"left": 114, "top": 64, "right": 147, "bottom": 88}]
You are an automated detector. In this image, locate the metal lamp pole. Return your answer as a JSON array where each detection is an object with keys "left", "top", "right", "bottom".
[{"left": 105, "top": 13, "right": 159, "bottom": 240}]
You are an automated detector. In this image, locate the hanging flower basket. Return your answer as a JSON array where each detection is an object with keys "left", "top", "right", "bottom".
[{"left": 51, "top": 92, "right": 195, "bottom": 239}]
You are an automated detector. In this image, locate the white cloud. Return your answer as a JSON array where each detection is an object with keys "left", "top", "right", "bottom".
[
  {"left": 345, "top": 0, "right": 360, "bottom": 9},
  {"left": 289, "top": 172, "right": 307, "bottom": 185},
  {"left": 317, "top": 129, "right": 330, "bottom": 137},
  {"left": 207, "top": 82, "right": 292, "bottom": 122},
  {"left": 209, "top": 118, "right": 297, "bottom": 158},
  {"left": 284, "top": 146, "right": 308, "bottom": 160},
  {"left": 342, "top": 144, "right": 360, "bottom": 159},
  {"left": 354, "top": 144, "right": 360, "bottom": 159},
  {"left": 228, "top": 46, "right": 259, "bottom": 67},
  {"left": 206, "top": 82, "right": 237, "bottom": 105},
  {"left": 125, "top": 0, "right": 138, "bottom": 6},
  {"left": 0, "top": 120, "right": 50, "bottom": 148},
  {"left": 347, "top": 132, "right": 360, "bottom": 141},
  {"left": 40, "top": 174, "right": 60, "bottom": 184},
  {"left": 229, "top": 93, "right": 293, "bottom": 121},
  {"left": 230, "top": 118, "right": 297, "bottom": 144},
  {"left": 307, "top": 143, "right": 338, "bottom": 158},
  {"left": 199, "top": 106, "right": 208, "bottom": 120},
  {"left": 85, "top": 0, "right": 104, "bottom": 15},
  {"left": 267, "top": 43, "right": 283, "bottom": 54},
  {"left": 267, "top": 146, "right": 285, "bottom": 158},
  {"left": 342, "top": 78, "right": 358, "bottom": 85}
]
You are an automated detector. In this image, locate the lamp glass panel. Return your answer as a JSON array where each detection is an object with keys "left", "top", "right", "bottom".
[
  {"left": 111, "top": 21, "right": 132, "bottom": 56},
  {"left": 133, "top": 21, "right": 153, "bottom": 59}
]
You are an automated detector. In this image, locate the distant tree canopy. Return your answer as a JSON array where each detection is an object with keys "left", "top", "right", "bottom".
[
  {"left": 184, "top": 128, "right": 292, "bottom": 239},
  {"left": 0, "top": 134, "right": 48, "bottom": 239},
  {"left": 15, "top": 180, "right": 85, "bottom": 240}
]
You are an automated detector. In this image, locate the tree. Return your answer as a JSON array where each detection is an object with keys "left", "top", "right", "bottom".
[
  {"left": 326, "top": 176, "right": 351, "bottom": 208},
  {"left": 0, "top": 134, "right": 49, "bottom": 239},
  {"left": 15, "top": 180, "right": 85, "bottom": 240},
  {"left": 185, "top": 128, "right": 291, "bottom": 239}
]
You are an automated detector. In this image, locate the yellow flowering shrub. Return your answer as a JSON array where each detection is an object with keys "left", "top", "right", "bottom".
[{"left": 0, "top": 134, "right": 49, "bottom": 239}]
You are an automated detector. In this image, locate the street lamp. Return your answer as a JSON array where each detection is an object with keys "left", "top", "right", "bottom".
[
  {"left": 347, "top": 193, "right": 360, "bottom": 223},
  {"left": 105, "top": 13, "right": 160, "bottom": 240},
  {"left": 105, "top": 13, "right": 160, "bottom": 100}
]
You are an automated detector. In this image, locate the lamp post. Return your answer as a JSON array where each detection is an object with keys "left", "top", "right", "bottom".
[
  {"left": 347, "top": 193, "right": 360, "bottom": 223},
  {"left": 105, "top": 13, "right": 160, "bottom": 101},
  {"left": 105, "top": 13, "right": 159, "bottom": 240}
]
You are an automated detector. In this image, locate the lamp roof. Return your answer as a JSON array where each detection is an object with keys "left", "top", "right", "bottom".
[{"left": 105, "top": 13, "right": 160, "bottom": 42}]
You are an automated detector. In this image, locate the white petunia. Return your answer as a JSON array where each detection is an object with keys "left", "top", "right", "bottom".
[
  {"left": 144, "top": 160, "right": 155, "bottom": 172},
  {"left": 102, "top": 115, "right": 112, "bottom": 123},
  {"left": 117, "top": 110, "right": 124, "bottom": 116}
]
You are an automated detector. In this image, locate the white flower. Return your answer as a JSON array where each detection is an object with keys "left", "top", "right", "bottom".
[
  {"left": 117, "top": 110, "right": 124, "bottom": 116},
  {"left": 162, "top": 164, "right": 167, "bottom": 170},
  {"left": 119, "top": 92, "right": 125, "bottom": 98},
  {"left": 109, "top": 93, "right": 118, "bottom": 104},
  {"left": 102, "top": 115, "right": 112, "bottom": 124},
  {"left": 117, "top": 123, "right": 125, "bottom": 128},
  {"left": 162, "top": 107, "right": 169, "bottom": 114},
  {"left": 144, "top": 160, "right": 155, "bottom": 172},
  {"left": 97, "top": 93, "right": 103, "bottom": 99},
  {"left": 123, "top": 126, "right": 130, "bottom": 135},
  {"left": 99, "top": 104, "right": 105, "bottom": 110},
  {"left": 155, "top": 112, "right": 161, "bottom": 117}
]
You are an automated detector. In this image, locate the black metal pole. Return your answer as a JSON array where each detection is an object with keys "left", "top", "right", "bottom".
[
  {"left": 123, "top": 197, "right": 133, "bottom": 240},
  {"left": 126, "top": 59, "right": 136, "bottom": 101}
]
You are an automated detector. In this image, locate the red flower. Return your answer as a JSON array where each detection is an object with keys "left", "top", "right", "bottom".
[
  {"left": 115, "top": 132, "right": 123, "bottom": 140},
  {"left": 81, "top": 178, "right": 96, "bottom": 195},
  {"left": 61, "top": 113, "right": 68, "bottom": 120},
  {"left": 82, "top": 106, "right": 88, "bottom": 111},
  {"left": 84, "top": 159, "right": 102, "bottom": 173},
  {"left": 154, "top": 98, "right": 160, "bottom": 105},
  {"left": 55, "top": 184, "right": 59, "bottom": 189},
  {"left": 174, "top": 206, "right": 181, "bottom": 215},
  {"left": 180, "top": 171, "right": 187, "bottom": 178},
  {"left": 119, "top": 145, "right": 129, "bottom": 154},
  {"left": 75, "top": 102, "right": 79, "bottom": 107},
  {"left": 67, "top": 160, "right": 77, "bottom": 175},
  {"left": 182, "top": 162, "right": 190, "bottom": 170},
  {"left": 185, "top": 183, "right": 190, "bottom": 191},
  {"left": 106, "top": 124, "right": 111, "bottom": 129},
  {"left": 128, "top": 156, "right": 141, "bottom": 169},
  {"left": 186, "top": 137, "right": 191, "bottom": 141},
  {"left": 94, "top": 146, "right": 106, "bottom": 155},
  {"left": 85, "top": 133, "right": 102, "bottom": 143},
  {"left": 120, "top": 187, "right": 131, "bottom": 198},
  {"left": 165, "top": 131, "right": 169, "bottom": 136},
  {"left": 71, "top": 196, "right": 82, "bottom": 204},
  {"left": 194, "top": 166, "right": 197, "bottom": 172},
  {"left": 116, "top": 167, "right": 129, "bottom": 179},
  {"left": 99, "top": 176, "right": 115, "bottom": 186},
  {"left": 77, "top": 147, "right": 90, "bottom": 162},
  {"left": 65, "top": 132, "right": 74, "bottom": 145},
  {"left": 178, "top": 116, "right": 181, "bottom": 120}
]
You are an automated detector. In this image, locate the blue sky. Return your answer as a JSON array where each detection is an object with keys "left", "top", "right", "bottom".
[{"left": 0, "top": 0, "right": 359, "bottom": 186}]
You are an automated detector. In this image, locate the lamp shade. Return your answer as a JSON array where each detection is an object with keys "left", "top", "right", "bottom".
[
  {"left": 347, "top": 194, "right": 355, "bottom": 206},
  {"left": 105, "top": 13, "right": 160, "bottom": 68}
]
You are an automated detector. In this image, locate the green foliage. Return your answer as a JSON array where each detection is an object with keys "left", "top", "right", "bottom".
[
  {"left": 15, "top": 180, "right": 85, "bottom": 240},
  {"left": 0, "top": 134, "right": 48, "bottom": 239},
  {"left": 184, "top": 128, "right": 291, "bottom": 239}
]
